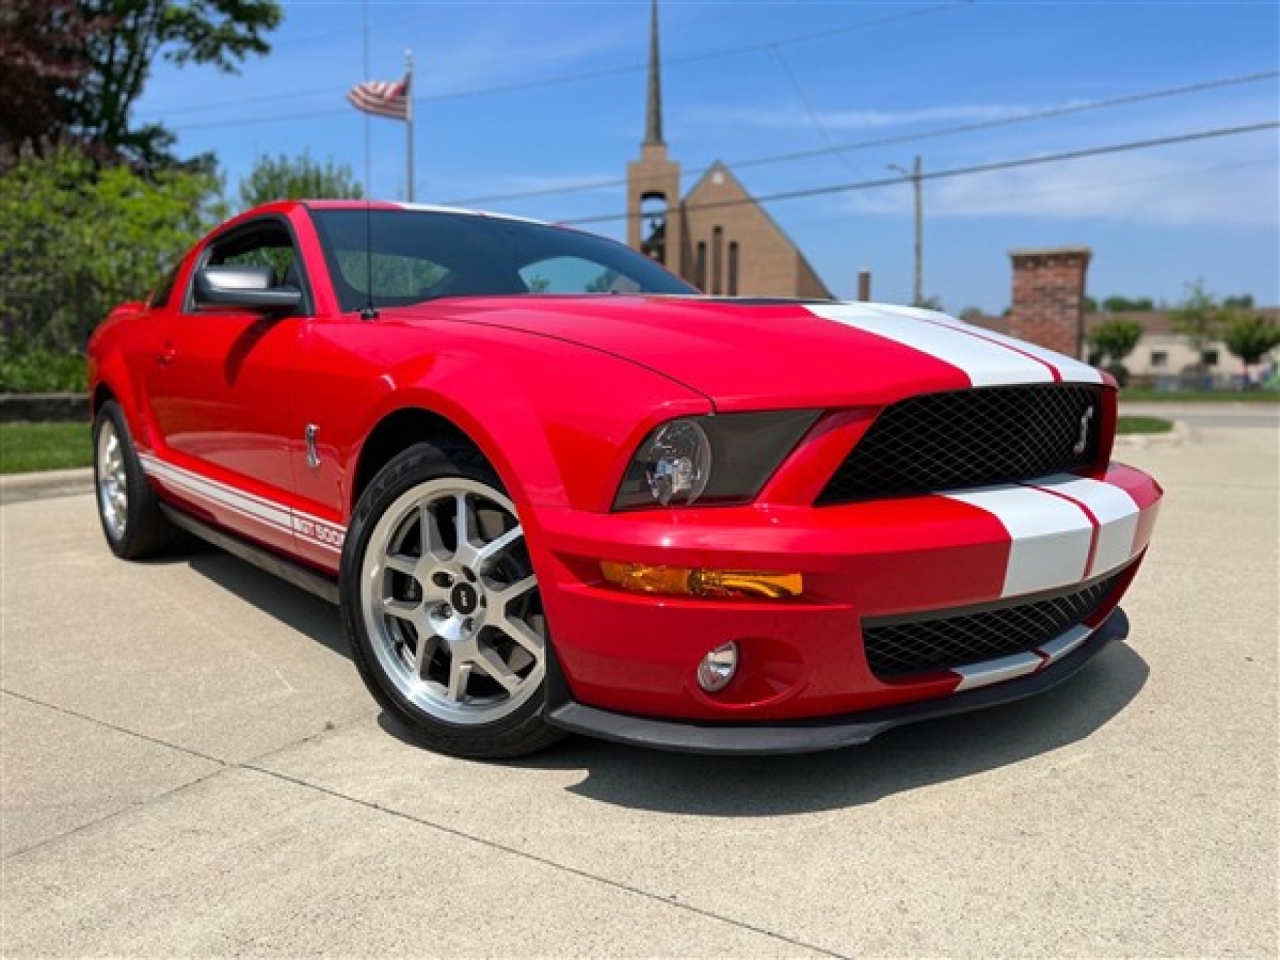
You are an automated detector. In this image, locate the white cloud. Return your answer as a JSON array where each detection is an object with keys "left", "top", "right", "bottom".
[{"left": 840, "top": 147, "right": 1279, "bottom": 227}]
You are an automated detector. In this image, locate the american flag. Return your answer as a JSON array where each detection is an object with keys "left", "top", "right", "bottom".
[{"left": 347, "top": 75, "right": 411, "bottom": 122}]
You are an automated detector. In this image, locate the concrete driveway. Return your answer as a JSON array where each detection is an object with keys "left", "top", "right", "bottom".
[{"left": 2, "top": 425, "right": 1276, "bottom": 957}]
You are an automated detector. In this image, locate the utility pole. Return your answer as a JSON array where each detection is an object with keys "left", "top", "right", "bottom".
[
  {"left": 405, "top": 49, "right": 415, "bottom": 203},
  {"left": 889, "top": 156, "right": 923, "bottom": 306}
]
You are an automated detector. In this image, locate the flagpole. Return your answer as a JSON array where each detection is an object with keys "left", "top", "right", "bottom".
[{"left": 405, "top": 49, "right": 415, "bottom": 203}]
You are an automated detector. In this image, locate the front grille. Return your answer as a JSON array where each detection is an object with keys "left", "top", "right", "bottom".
[
  {"left": 863, "top": 573, "right": 1120, "bottom": 680},
  {"left": 817, "top": 385, "right": 1103, "bottom": 504}
]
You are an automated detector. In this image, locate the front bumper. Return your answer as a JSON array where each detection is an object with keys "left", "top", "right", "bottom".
[
  {"left": 530, "top": 463, "right": 1160, "bottom": 725},
  {"left": 545, "top": 607, "right": 1128, "bottom": 754}
]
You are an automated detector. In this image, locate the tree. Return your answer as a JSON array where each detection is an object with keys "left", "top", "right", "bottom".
[
  {"left": 0, "top": 0, "right": 99, "bottom": 148},
  {"left": 1101, "top": 295, "right": 1154, "bottom": 313},
  {"left": 1086, "top": 318, "right": 1143, "bottom": 366},
  {"left": 79, "top": 0, "right": 282, "bottom": 166},
  {"left": 1221, "top": 313, "right": 1280, "bottom": 382},
  {"left": 1172, "top": 281, "right": 1225, "bottom": 373},
  {"left": 3, "top": 0, "right": 281, "bottom": 166},
  {"left": 1222, "top": 294, "right": 1255, "bottom": 310},
  {"left": 239, "top": 152, "right": 363, "bottom": 210},
  {"left": 0, "top": 143, "right": 224, "bottom": 361}
]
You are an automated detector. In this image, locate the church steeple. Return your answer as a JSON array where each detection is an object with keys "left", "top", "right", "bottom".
[
  {"left": 644, "top": 0, "right": 664, "bottom": 146},
  {"left": 627, "top": 0, "right": 681, "bottom": 271}
]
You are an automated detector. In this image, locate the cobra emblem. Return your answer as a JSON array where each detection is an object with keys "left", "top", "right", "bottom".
[{"left": 1073, "top": 405, "right": 1095, "bottom": 455}]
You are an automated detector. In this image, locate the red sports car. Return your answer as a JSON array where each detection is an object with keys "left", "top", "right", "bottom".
[{"left": 88, "top": 200, "right": 1162, "bottom": 758}]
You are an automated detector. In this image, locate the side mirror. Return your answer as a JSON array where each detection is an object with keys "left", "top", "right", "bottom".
[{"left": 194, "top": 265, "right": 302, "bottom": 313}]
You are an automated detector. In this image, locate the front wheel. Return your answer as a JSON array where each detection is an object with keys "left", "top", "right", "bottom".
[{"left": 340, "top": 443, "right": 564, "bottom": 759}]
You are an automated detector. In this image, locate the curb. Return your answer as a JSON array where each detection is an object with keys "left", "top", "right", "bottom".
[
  {"left": 0, "top": 393, "right": 90, "bottom": 424},
  {"left": 0, "top": 467, "right": 94, "bottom": 505},
  {"left": 1113, "top": 419, "right": 1193, "bottom": 448}
]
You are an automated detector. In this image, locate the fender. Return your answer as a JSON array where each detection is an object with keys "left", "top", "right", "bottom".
[{"left": 379, "top": 341, "right": 711, "bottom": 516}]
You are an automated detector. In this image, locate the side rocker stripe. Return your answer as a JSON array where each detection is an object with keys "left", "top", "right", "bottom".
[
  {"left": 138, "top": 453, "right": 345, "bottom": 554},
  {"left": 806, "top": 303, "right": 1054, "bottom": 387}
]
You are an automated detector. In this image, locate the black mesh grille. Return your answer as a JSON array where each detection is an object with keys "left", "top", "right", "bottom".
[
  {"left": 818, "top": 385, "right": 1104, "bottom": 504},
  {"left": 863, "top": 574, "right": 1120, "bottom": 680}
]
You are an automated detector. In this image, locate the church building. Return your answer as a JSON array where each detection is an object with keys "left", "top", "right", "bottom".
[{"left": 625, "top": 2, "right": 833, "bottom": 300}]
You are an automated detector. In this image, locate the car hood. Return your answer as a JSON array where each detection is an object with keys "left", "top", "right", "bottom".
[{"left": 410, "top": 296, "right": 1104, "bottom": 410}]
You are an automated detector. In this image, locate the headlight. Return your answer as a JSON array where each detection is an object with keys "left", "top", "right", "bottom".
[{"left": 613, "top": 410, "right": 819, "bottom": 510}]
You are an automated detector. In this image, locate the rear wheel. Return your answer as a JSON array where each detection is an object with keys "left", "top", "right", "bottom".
[
  {"left": 341, "top": 443, "right": 564, "bottom": 758},
  {"left": 93, "top": 401, "right": 179, "bottom": 559}
]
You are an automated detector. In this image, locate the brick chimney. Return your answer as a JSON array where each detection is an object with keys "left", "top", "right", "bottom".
[{"left": 1008, "top": 247, "right": 1092, "bottom": 358}]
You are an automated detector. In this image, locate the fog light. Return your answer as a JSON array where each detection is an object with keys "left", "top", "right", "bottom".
[{"left": 697, "top": 641, "right": 739, "bottom": 693}]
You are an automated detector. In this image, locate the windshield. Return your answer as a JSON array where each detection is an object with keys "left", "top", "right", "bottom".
[{"left": 310, "top": 208, "right": 697, "bottom": 311}]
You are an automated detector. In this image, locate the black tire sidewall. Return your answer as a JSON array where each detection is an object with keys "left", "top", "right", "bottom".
[
  {"left": 92, "top": 401, "right": 159, "bottom": 559},
  {"left": 339, "top": 442, "right": 559, "bottom": 758}
]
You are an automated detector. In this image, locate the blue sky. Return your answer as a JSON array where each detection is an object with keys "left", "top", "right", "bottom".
[{"left": 134, "top": 0, "right": 1279, "bottom": 312}]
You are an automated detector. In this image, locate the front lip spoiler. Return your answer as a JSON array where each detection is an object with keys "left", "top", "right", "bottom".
[{"left": 545, "top": 608, "right": 1129, "bottom": 755}]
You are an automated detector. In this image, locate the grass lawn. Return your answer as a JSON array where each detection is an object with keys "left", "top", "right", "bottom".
[
  {"left": 1117, "top": 415, "right": 1174, "bottom": 435},
  {"left": 0, "top": 422, "right": 92, "bottom": 474},
  {"left": 1120, "top": 388, "right": 1278, "bottom": 403}
]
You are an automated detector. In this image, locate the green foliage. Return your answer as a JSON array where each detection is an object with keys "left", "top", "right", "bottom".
[
  {"left": 1171, "top": 280, "right": 1224, "bottom": 360},
  {"left": 334, "top": 251, "right": 447, "bottom": 298},
  {"left": 238, "top": 151, "right": 363, "bottom": 210},
  {"left": 1086, "top": 318, "right": 1143, "bottom": 365},
  {"left": 0, "top": 421, "right": 92, "bottom": 473},
  {"left": 1221, "top": 313, "right": 1280, "bottom": 369},
  {"left": 1101, "top": 295, "right": 1155, "bottom": 313},
  {"left": 1116, "top": 416, "right": 1174, "bottom": 435},
  {"left": 72, "top": 0, "right": 282, "bottom": 166},
  {"left": 0, "top": 341, "right": 87, "bottom": 392},
  {"left": 2, "top": 0, "right": 280, "bottom": 167},
  {"left": 0, "top": 144, "right": 224, "bottom": 360},
  {"left": 1222, "top": 294, "right": 1255, "bottom": 310}
]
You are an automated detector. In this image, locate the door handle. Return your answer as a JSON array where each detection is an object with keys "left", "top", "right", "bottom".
[{"left": 155, "top": 342, "right": 176, "bottom": 366}]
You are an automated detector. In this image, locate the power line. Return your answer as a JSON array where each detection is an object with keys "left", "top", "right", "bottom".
[
  {"left": 558, "top": 121, "right": 1279, "bottom": 226},
  {"left": 145, "top": 1, "right": 970, "bottom": 124},
  {"left": 445, "top": 69, "right": 1279, "bottom": 206}
]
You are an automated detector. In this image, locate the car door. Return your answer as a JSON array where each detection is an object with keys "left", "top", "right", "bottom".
[{"left": 145, "top": 217, "right": 309, "bottom": 557}]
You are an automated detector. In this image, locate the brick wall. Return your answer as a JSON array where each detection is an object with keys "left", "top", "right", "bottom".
[{"left": 1008, "top": 247, "right": 1091, "bottom": 358}]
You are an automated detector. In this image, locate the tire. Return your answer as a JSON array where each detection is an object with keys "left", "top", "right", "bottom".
[
  {"left": 340, "top": 442, "right": 565, "bottom": 759},
  {"left": 92, "top": 400, "right": 181, "bottom": 559}
]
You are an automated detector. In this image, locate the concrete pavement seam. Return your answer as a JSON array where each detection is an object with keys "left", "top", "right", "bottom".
[
  {"left": 2, "top": 766, "right": 230, "bottom": 862},
  {"left": 242, "top": 762, "right": 848, "bottom": 960},
  {"left": 3, "top": 686, "right": 843, "bottom": 957}
]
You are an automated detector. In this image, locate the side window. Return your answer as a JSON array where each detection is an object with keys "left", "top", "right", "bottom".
[
  {"left": 518, "top": 256, "right": 641, "bottom": 294},
  {"left": 190, "top": 219, "right": 306, "bottom": 312}
]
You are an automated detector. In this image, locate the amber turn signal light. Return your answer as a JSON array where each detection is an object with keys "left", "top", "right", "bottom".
[{"left": 600, "top": 561, "right": 802, "bottom": 599}]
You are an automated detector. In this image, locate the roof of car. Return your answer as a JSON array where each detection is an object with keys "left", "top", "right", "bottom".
[{"left": 298, "top": 199, "right": 547, "bottom": 226}]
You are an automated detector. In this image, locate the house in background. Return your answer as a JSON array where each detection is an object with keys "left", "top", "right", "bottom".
[{"left": 965, "top": 247, "right": 1279, "bottom": 388}]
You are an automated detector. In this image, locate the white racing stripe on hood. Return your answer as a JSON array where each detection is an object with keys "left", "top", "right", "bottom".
[
  {"left": 808, "top": 302, "right": 1055, "bottom": 387},
  {"left": 922, "top": 311, "right": 1104, "bottom": 384}
]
